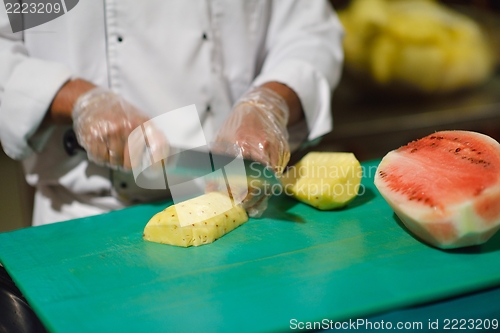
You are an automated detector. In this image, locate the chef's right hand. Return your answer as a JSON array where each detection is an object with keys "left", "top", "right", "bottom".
[{"left": 72, "top": 87, "right": 169, "bottom": 170}]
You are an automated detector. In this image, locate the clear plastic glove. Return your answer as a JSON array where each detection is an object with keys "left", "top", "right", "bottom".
[
  {"left": 214, "top": 86, "right": 291, "bottom": 217},
  {"left": 72, "top": 87, "right": 168, "bottom": 170}
]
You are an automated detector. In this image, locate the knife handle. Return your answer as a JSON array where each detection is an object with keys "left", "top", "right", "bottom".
[{"left": 63, "top": 129, "right": 86, "bottom": 156}]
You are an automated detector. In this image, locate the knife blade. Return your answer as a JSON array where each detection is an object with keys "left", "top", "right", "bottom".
[
  {"left": 64, "top": 129, "right": 279, "bottom": 189},
  {"left": 162, "top": 146, "right": 280, "bottom": 186}
]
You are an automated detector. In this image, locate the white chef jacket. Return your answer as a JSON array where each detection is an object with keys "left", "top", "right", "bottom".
[{"left": 0, "top": 0, "right": 343, "bottom": 226}]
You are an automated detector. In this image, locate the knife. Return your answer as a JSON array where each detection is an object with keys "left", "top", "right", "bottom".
[{"left": 63, "top": 129, "right": 280, "bottom": 188}]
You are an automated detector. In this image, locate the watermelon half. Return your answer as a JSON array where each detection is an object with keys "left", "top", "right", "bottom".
[{"left": 374, "top": 130, "right": 500, "bottom": 249}]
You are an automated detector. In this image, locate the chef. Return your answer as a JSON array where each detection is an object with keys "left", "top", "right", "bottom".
[{"left": 0, "top": 0, "right": 343, "bottom": 226}]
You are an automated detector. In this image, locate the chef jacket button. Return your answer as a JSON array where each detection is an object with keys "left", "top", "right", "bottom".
[
  {"left": 202, "top": 32, "right": 208, "bottom": 40},
  {"left": 206, "top": 104, "right": 211, "bottom": 112},
  {"left": 117, "top": 36, "right": 123, "bottom": 42}
]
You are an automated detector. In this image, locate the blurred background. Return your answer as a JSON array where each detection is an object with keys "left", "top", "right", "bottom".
[
  {"left": 315, "top": 0, "right": 500, "bottom": 160},
  {"left": 332, "top": 0, "right": 500, "bottom": 10},
  {"left": 1, "top": 0, "right": 499, "bottom": 232}
]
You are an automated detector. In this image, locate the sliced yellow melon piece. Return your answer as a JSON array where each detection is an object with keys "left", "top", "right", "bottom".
[
  {"left": 281, "top": 152, "right": 363, "bottom": 210},
  {"left": 143, "top": 192, "right": 248, "bottom": 247}
]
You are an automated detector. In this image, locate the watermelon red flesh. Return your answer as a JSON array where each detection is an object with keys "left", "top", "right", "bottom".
[
  {"left": 382, "top": 131, "right": 500, "bottom": 212},
  {"left": 375, "top": 131, "right": 500, "bottom": 249}
]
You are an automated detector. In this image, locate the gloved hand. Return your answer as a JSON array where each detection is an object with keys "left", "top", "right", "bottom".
[
  {"left": 214, "top": 86, "right": 291, "bottom": 217},
  {"left": 72, "top": 87, "right": 168, "bottom": 170}
]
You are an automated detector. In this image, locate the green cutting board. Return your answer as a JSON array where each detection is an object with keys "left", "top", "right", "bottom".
[{"left": 1, "top": 160, "right": 500, "bottom": 333}]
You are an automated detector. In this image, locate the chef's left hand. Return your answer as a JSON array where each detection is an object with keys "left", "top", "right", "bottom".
[{"left": 214, "top": 84, "right": 296, "bottom": 217}]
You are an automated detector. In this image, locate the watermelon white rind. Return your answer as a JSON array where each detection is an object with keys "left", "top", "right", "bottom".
[{"left": 374, "top": 130, "right": 500, "bottom": 249}]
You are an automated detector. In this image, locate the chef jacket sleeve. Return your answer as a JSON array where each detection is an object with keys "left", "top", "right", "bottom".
[
  {"left": 0, "top": 7, "right": 72, "bottom": 160},
  {"left": 252, "top": 0, "right": 344, "bottom": 149}
]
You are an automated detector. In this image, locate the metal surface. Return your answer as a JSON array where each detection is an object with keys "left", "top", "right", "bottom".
[
  {"left": 0, "top": 160, "right": 499, "bottom": 333},
  {"left": 62, "top": 129, "right": 279, "bottom": 186},
  {"left": 164, "top": 147, "right": 279, "bottom": 186},
  {"left": 0, "top": 266, "right": 47, "bottom": 333},
  {"left": 318, "top": 71, "right": 500, "bottom": 161}
]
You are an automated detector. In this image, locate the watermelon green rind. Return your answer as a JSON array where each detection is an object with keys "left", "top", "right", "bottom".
[{"left": 374, "top": 130, "right": 500, "bottom": 249}]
